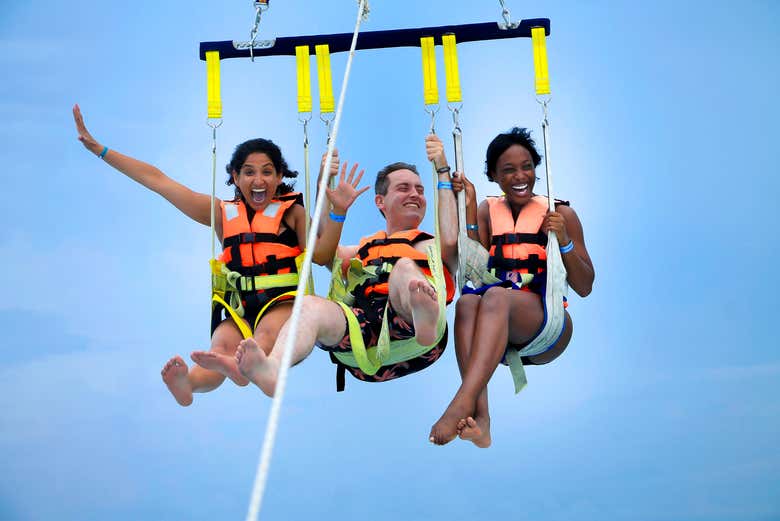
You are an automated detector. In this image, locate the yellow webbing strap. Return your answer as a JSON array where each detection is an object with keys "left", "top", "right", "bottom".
[
  {"left": 206, "top": 51, "right": 222, "bottom": 119},
  {"left": 441, "top": 34, "right": 462, "bottom": 104},
  {"left": 295, "top": 46, "right": 313, "bottom": 113},
  {"left": 213, "top": 294, "right": 253, "bottom": 339},
  {"left": 315, "top": 44, "right": 335, "bottom": 114},
  {"left": 420, "top": 36, "right": 439, "bottom": 106},
  {"left": 238, "top": 273, "right": 299, "bottom": 292},
  {"left": 531, "top": 26, "right": 551, "bottom": 96}
]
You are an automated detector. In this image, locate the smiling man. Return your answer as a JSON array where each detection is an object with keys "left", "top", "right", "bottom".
[{"left": 235, "top": 135, "right": 459, "bottom": 404}]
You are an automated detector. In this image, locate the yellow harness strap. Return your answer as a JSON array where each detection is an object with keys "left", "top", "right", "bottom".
[
  {"left": 211, "top": 252, "right": 311, "bottom": 340},
  {"left": 442, "top": 34, "right": 462, "bottom": 104},
  {"left": 295, "top": 45, "right": 313, "bottom": 113},
  {"left": 531, "top": 26, "right": 550, "bottom": 95},
  {"left": 206, "top": 51, "right": 222, "bottom": 119},
  {"left": 420, "top": 36, "right": 439, "bottom": 106},
  {"left": 315, "top": 44, "right": 335, "bottom": 114}
]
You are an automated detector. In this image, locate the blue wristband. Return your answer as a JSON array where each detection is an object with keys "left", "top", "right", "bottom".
[
  {"left": 560, "top": 240, "right": 574, "bottom": 254},
  {"left": 98, "top": 146, "right": 109, "bottom": 159},
  {"left": 437, "top": 181, "right": 453, "bottom": 190},
  {"left": 466, "top": 223, "right": 479, "bottom": 231},
  {"left": 329, "top": 211, "right": 346, "bottom": 223}
]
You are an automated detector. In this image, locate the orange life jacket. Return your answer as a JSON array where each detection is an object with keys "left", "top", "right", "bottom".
[
  {"left": 218, "top": 193, "right": 302, "bottom": 315},
  {"left": 487, "top": 195, "right": 571, "bottom": 308},
  {"left": 220, "top": 193, "right": 302, "bottom": 274},
  {"left": 352, "top": 229, "right": 455, "bottom": 305}
]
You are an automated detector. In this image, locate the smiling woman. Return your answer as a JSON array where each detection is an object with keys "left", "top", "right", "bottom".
[
  {"left": 428, "top": 127, "right": 595, "bottom": 447},
  {"left": 71, "top": 104, "right": 367, "bottom": 407}
]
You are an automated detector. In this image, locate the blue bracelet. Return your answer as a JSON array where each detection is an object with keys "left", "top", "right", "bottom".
[
  {"left": 560, "top": 240, "right": 574, "bottom": 254},
  {"left": 466, "top": 223, "right": 479, "bottom": 231},
  {"left": 98, "top": 146, "right": 109, "bottom": 159},
  {"left": 437, "top": 181, "right": 453, "bottom": 190},
  {"left": 329, "top": 211, "right": 346, "bottom": 223}
]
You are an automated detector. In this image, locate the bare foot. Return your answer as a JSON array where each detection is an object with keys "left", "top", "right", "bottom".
[
  {"left": 161, "top": 356, "right": 193, "bottom": 406},
  {"left": 429, "top": 397, "right": 473, "bottom": 446},
  {"left": 409, "top": 279, "right": 439, "bottom": 346},
  {"left": 191, "top": 351, "right": 249, "bottom": 386},
  {"left": 236, "top": 338, "right": 278, "bottom": 397},
  {"left": 458, "top": 416, "right": 492, "bottom": 448}
]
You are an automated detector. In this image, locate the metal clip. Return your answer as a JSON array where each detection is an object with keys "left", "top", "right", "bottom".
[
  {"left": 249, "top": 1, "right": 270, "bottom": 61},
  {"left": 497, "top": 0, "right": 519, "bottom": 29},
  {"left": 424, "top": 105, "right": 440, "bottom": 134}
]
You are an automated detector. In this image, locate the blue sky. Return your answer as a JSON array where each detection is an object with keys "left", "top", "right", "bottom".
[{"left": 1, "top": 1, "right": 779, "bottom": 520}]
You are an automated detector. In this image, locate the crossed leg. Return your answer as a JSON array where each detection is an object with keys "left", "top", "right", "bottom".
[{"left": 430, "top": 287, "right": 572, "bottom": 446}]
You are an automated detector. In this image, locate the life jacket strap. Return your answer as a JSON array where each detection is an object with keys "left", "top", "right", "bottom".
[
  {"left": 226, "top": 255, "right": 299, "bottom": 277},
  {"left": 491, "top": 231, "right": 547, "bottom": 247},
  {"left": 223, "top": 231, "right": 299, "bottom": 249},
  {"left": 489, "top": 254, "right": 546, "bottom": 275}
]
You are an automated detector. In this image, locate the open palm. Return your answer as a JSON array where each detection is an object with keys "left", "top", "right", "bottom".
[{"left": 326, "top": 162, "right": 369, "bottom": 213}]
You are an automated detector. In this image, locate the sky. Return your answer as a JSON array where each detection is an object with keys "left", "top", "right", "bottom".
[{"left": 1, "top": 1, "right": 779, "bottom": 520}]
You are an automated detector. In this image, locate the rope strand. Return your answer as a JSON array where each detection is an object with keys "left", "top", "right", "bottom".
[{"left": 244, "top": 3, "right": 369, "bottom": 520}]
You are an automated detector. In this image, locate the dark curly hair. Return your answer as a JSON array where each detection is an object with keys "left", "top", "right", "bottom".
[
  {"left": 484, "top": 127, "right": 542, "bottom": 182},
  {"left": 225, "top": 138, "right": 297, "bottom": 200}
]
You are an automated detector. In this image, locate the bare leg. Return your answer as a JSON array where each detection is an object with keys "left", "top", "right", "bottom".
[
  {"left": 161, "top": 319, "right": 244, "bottom": 406},
  {"left": 450, "top": 296, "right": 493, "bottom": 448},
  {"left": 237, "top": 296, "right": 347, "bottom": 397},
  {"left": 388, "top": 258, "right": 440, "bottom": 347},
  {"left": 192, "top": 302, "right": 297, "bottom": 385},
  {"left": 429, "top": 288, "right": 511, "bottom": 444},
  {"left": 191, "top": 316, "right": 251, "bottom": 387}
]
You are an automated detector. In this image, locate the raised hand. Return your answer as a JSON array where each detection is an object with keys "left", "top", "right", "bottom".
[
  {"left": 319, "top": 148, "right": 340, "bottom": 179},
  {"left": 425, "top": 134, "right": 448, "bottom": 170},
  {"left": 452, "top": 173, "right": 477, "bottom": 210},
  {"left": 326, "top": 162, "right": 369, "bottom": 214},
  {"left": 72, "top": 104, "right": 103, "bottom": 156}
]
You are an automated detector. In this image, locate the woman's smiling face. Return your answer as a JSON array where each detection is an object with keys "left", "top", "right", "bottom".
[
  {"left": 231, "top": 152, "right": 283, "bottom": 210},
  {"left": 492, "top": 144, "right": 536, "bottom": 206}
]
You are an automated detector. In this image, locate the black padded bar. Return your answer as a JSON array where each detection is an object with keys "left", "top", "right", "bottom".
[{"left": 199, "top": 19, "right": 550, "bottom": 60}]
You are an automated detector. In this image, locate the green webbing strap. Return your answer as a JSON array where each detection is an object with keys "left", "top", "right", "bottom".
[
  {"left": 331, "top": 243, "right": 447, "bottom": 374},
  {"left": 333, "top": 300, "right": 383, "bottom": 375},
  {"left": 504, "top": 348, "right": 528, "bottom": 394}
]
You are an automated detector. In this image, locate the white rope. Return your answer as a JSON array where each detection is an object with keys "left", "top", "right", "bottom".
[{"left": 244, "top": 2, "right": 369, "bottom": 520}]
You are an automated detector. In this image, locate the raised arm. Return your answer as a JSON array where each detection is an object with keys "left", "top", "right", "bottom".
[
  {"left": 73, "top": 104, "right": 218, "bottom": 228},
  {"left": 311, "top": 162, "right": 369, "bottom": 266},
  {"left": 425, "top": 135, "right": 458, "bottom": 273}
]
